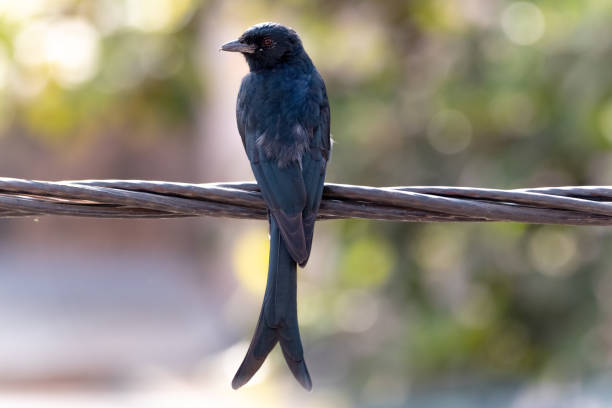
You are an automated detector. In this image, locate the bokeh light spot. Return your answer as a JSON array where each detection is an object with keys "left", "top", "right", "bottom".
[
  {"left": 0, "top": 0, "right": 49, "bottom": 23},
  {"left": 232, "top": 227, "right": 270, "bottom": 294},
  {"left": 339, "top": 237, "right": 394, "bottom": 288},
  {"left": 126, "top": 0, "right": 197, "bottom": 33},
  {"left": 415, "top": 225, "right": 468, "bottom": 276},
  {"left": 14, "top": 20, "right": 48, "bottom": 68},
  {"left": 45, "top": 18, "right": 100, "bottom": 86},
  {"left": 334, "top": 289, "right": 380, "bottom": 333},
  {"left": 528, "top": 228, "right": 577, "bottom": 277},
  {"left": 14, "top": 17, "right": 100, "bottom": 87},
  {"left": 501, "top": 2, "right": 546, "bottom": 46},
  {"left": 427, "top": 109, "right": 472, "bottom": 154}
]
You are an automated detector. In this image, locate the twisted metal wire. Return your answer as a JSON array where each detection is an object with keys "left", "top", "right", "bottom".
[{"left": 2, "top": 177, "right": 612, "bottom": 225}]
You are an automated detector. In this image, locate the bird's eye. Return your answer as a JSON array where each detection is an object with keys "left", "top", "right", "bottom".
[{"left": 263, "top": 37, "right": 274, "bottom": 47}]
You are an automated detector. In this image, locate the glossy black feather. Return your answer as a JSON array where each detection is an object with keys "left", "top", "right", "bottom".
[{"left": 224, "top": 22, "right": 330, "bottom": 390}]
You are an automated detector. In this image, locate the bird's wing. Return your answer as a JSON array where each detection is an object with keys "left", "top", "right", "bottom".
[
  {"left": 236, "top": 79, "right": 309, "bottom": 264},
  {"left": 236, "top": 78, "right": 249, "bottom": 151},
  {"left": 250, "top": 158, "right": 309, "bottom": 265},
  {"left": 300, "top": 76, "right": 330, "bottom": 264}
]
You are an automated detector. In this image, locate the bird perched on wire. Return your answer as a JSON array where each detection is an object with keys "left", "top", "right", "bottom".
[{"left": 221, "top": 22, "right": 330, "bottom": 390}]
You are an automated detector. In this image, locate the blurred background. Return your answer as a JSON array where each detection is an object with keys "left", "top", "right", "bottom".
[{"left": 1, "top": 0, "right": 612, "bottom": 406}]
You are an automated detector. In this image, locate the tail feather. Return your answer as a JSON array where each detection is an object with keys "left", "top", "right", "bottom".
[
  {"left": 280, "top": 337, "right": 312, "bottom": 390},
  {"left": 232, "top": 217, "right": 312, "bottom": 390}
]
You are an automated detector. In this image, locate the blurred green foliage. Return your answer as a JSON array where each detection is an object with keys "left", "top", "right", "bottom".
[{"left": 2, "top": 0, "right": 612, "bottom": 404}]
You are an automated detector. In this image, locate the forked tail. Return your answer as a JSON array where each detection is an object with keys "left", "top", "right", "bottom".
[{"left": 232, "top": 217, "right": 312, "bottom": 390}]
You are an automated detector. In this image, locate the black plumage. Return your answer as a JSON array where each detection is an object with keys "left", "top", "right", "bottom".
[{"left": 221, "top": 22, "right": 330, "bottom": 390}]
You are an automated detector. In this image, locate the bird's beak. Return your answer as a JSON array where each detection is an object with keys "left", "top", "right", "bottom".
[{"left": 220, "top": 40, "right": 256, "bottom": 54}]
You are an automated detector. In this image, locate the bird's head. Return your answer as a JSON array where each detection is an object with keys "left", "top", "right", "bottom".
[{"left": 221, "top": 23, "right": 306, "bottom": 71}]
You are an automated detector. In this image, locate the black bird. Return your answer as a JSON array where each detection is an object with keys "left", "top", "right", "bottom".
[{"left": 221, "top": 23, "right": 330, "bottom": 390}]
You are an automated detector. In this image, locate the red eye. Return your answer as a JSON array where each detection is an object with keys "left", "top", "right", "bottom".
[{"left": 263, "top": 38, "right": 274, "bottom": 47}]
